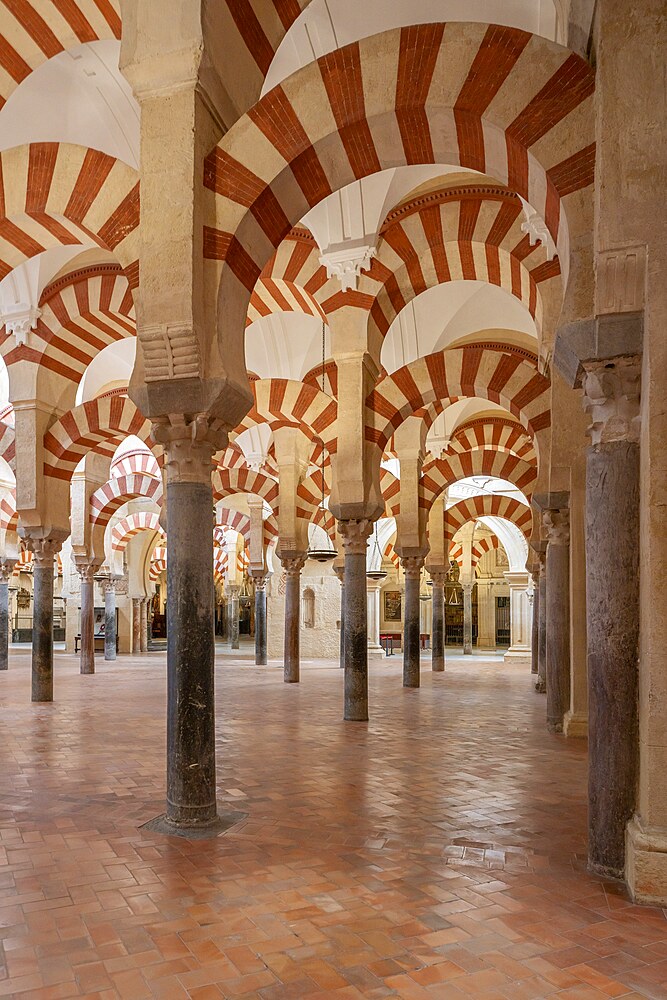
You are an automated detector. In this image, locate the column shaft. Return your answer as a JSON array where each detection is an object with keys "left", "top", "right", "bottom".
[
  {"left": 140, "top": 598, "right": 148, "bottom": 652},
  {"left": 339, "top": 581, "right": 345, "bottom": 669},
  {"left": 587, "top": 441, "right": 639, "bottom": 877},
  {"left": 165, "top": 478, "right": 217, "bottom": 827},
  {"left": 254, "top": 584, "right": 267, "bottom": 665},
  {"left": 132, "top": 598, "right": 141, "bottom": 654},
  {"left": 531, "top": 575, "right": 539, "bottom": 674},
  {"left": 104, "top": 584, "right": 116, "bottom": 661},
  {"left": 80, "top": 574, "right": 95, "bottom": 675},
  {"left": 283, "top": 565, "right": 301, "bottom": 683},
  {"left": 536, "top": 564, "right": 547, "bottom": 692},
  {"left": 403, "top": 569, "right": 421, "bottom": 687},
  {"left": 545, "top": 512, "right": 570, "bottom": 732},
  {"left": 344, "top": 548, "right": 368, "bottom": 719},
  {"left": 0, "top": 576, "right": 9, "bottom": 671},
  {"left": 463, "top": 584, "right": 473, "bottom": 654},
  {"left": 431, "top": 581, "right": 444, "bottom": 672},
  {"left": 228, "top": 590, "right": 239, "bottom": 650},
  {"left": 32, "top": 556, "right": 55, "bottom": 702}
]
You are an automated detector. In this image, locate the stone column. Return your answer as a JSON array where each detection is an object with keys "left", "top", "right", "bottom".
[
  {"left": 462, "top": 582, "right": 473, "bottom": 655},
  {"left": 253, "top": 575, "right": 268, "bottom": 665},
  {"left": 150, "top": 415, "right": 224, "bottom": 833},
  {"left": 583, "top": 358, "right": 640, "bottom": 878},
  {"left": 0, "top": 563, "right": 11, "bottom": 671},
  {"left": 339, "top": 520, "right": 372, "bottom": 721},
  {"left": 227, "top": 585, "right": 240, "bottom": 650},
  {"left": 504, "top": 572, "right": 532, "bottom": 663},
  {"left": 475, "top": 581, "right": 496, "bottom": 650},
  {"left": 530, "top": 571, "right": 539, "bottom": 675},
  {"left": 334, "top": 565, "right": 344, "bottom": 668},
  {"left": 367, "top": 580, "right": 383, "bottom": 657},
  {"left": 103, "top": 579, "right": 116, "bottom": 661},
  {"left": 544, "top": 507, "right": 570, "bottom": 732},
  {"left": 402, "top": 557, "right": 424, "bottom": 688},
  {"left": 430, "top": 570, "right": 446, "bottom": 672},
  {"left": 27, "top": 538, "right": 61, "bottom": 703},
  {"left": 140, "top": 597, "right": 149, "bottom": 652},
  {"left": 282, "top": 555, "right": 305, "bottom": 683},
  {"left": 132, "top": 597, "right": 141, "bottom": 654},
  {"left": 536, "top": 553, "right": 547, "bottom": 693},
  {"left": 78, "top": 564, "right": 96, "bottom": 675}
]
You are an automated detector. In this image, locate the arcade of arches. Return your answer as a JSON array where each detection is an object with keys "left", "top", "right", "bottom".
[{"left": 0, "top": 1, "right": 666, "bottom": 995}]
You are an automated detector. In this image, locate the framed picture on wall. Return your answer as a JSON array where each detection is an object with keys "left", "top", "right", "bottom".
[{"left": 384, "top": 590, "right": 402, "bottom": 622}]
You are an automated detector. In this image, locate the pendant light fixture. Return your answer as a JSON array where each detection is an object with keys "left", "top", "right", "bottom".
[
  {"left": 308, "top": 320, "right": 336, "bottom": 563},
  {"left": 366, "top": 521, "right": 387, "bottom": 581}
]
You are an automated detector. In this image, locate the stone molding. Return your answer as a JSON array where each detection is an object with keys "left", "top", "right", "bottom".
[
  {"left": 339, "top": 519, "right": 372, "bottom": 555},
  {"left": 543, "top": 509, "right": 570, "bottom": 546},
  {"left": 140, "top": 324, "right": 202, "bottom": 383},
  {"left": 582, "top": 355, "right": 641, "bottom": 446},
  {"left": 597, "top": 244, "right": 646, "bottom": 315},
  {"left": 152, "top": 414, "right": 228, "bottom": 485}
]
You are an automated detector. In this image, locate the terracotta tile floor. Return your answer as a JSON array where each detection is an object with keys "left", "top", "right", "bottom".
[{"left": 1, "top": 648, "right": 667, "bottom": 1000}]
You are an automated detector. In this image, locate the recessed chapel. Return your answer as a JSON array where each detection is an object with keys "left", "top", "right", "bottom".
[{"left": 1, "top": 1, "right": 666, "bottom": 997}]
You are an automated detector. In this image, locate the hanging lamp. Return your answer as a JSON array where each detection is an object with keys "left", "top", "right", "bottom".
[
  {"left": 308, "top": 320, "right": 336, "bottom": 563},
  {"left": 366, "top": 522, "right": 387, "bottom": 581}
]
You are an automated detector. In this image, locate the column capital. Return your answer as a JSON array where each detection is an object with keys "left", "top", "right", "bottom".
[
  {"left": 582, "top": 355, "right": 641, "bottom": 446},
  {"left": 544, "top": 508, "right": 570, "bottom": 546},
  {"left": 428, "top": 569, "right": 448, "bottom": 587},
  {"left": 281, "top": 554, "right": 306, "bottom": 576},
  {"left": 339, "top": 519, "right": 373, "bottom": 555},
  {"left": 101, "top": 578, "right": 116, "bottom": 595},
  {"left": 74, "top": 559, "right": 102, "bottom": 582},
  {"left": 461, "top": 581, "right": 474, "bottom": 595},
  {"left": 250, "top": 571, "right": 269, "bottom": 591},
  {"left": 151, "top": 413, "right": 228, "bottom": 484},
  {"left": 333, "top": 565, "right": 345, "bottom": 584},
  {"left": 25, "top": 536, "right": 63, "bottom": 567},
  {"left": 401, "top": 555, "right": 425, "bottom": 580}
]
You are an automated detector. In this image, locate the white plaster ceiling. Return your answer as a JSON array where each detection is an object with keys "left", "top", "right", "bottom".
[
  {"left": 0, "top": 248, "right": 98, "bottom": 321},
  {"left": 447, "top": 475, "right": 528, "bottom": 505},
  {"left": 381, "top": 282, "right": 537, "bottom": 375},
  {"left": 0, "top": 41, "right": 139, "bottom": 167},
  {"left": 425, "top": 399, "right": 517, "bottom": 455},
  {"left": 76, "top": 338, "right": 136, "bottom": 404},
  {"left": 477, "top": 515, "right": 528, "bottom": 571},
  {"left": 264, "top": 0, "right": 560, "bottom": 95},
  {"left": 245, "top": 312, "right": 326, "bottom": 382},
  {"left": 113, "top": 435, "right": 152, "bottom": 461}
]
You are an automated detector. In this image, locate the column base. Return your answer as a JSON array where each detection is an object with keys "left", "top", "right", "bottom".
[
  {"left": 563, "top": 710, "right": 588, "bottom": 738},
  {"left": 367, "top": 644, "right": 384, "bottom": 661},
  {"left": 504, "top": 647, "right": 531, "bottom": 663},
  {"left": 626, "top": 815, "right": 667, "bottom": 906},
  {"left": 535, "top": 678, "right": 546, "bottom": 693},
  {"left": 142, "top": 807, "right": 246, "bottom": 840}
]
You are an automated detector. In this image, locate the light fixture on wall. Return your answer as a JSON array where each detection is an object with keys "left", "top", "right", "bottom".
[
  {"left": 366, "top": 522, "right": 387, "bottom": 582},
  {"left": 308, "top": 320, "right": 336, "bottom": 564}
]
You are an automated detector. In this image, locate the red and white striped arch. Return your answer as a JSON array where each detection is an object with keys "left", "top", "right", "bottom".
[
  {"left": 43, "top": 396, "right": 152, "bottom": 481},
  {"left": 111, "top": 511, "right": 164, "bottom": 552},
  {"left": 367, "top": 191, "right": 562, "bottom": 347},
  {"left": 0, "top": 417, "right": 15, "bottom": 469},
  {"left": 149, "top": 545, "right": 167, "bottom": 582},
  {"left": 232, "top": 378, "right": 337, "bottom": 450},
  {"left": 0, "top": 143, "right": 139, "bottom": 282},
  {"left": 367, "top": 346, "right": 550, "bottom": 452},
  {"left": 247, "top": 277, "right": 325, "bottom": 327},
  {"left": 205, "top": 23, "right": 594, "bottom": 358},
  {"left": 449, "top": 534, "right": 502, "bottom": 571},
  {"left": 1, "top": 268, "right": 135, "bottom": 388},
  {"left": 380, "top": 466, "right": 401, "bottom": 518},
  {"left": 445, "top": 496, "right": 532, "bottom": 545},
  {"left": 90, "top": 473, "right": 163, "bottom": 529},
  {"left": 420, "top": 452, "right": 537, "bottom": 510},
  {"left": 111, "top": 447, "right": 160, "bottom": 479},
  {"left": 212, "top": 466, "right": 279, "bottom": 510},
  {"left": 447, "top": 416, "right": 537, "bottom": 465},
  {"left": 0, "top": 1, "right": 121, "bottom": 109}
]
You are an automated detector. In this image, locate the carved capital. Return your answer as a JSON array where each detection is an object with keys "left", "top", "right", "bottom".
[
  {"left": 0, "top": 561, "right": 12, "bottom": 585},
  {"left": 543, "top": 509, "right": 570, "bottom": 546},
  {"left": 281, "top": 554, "right": 306, "bottom": 576},
  {"left": 101, "top": 578, "right": 116, "bottom": 595},
  {"left": 332, "top": 565, "right": 345, "bottom": 584},
  {"left": 338, "top": 519, "right": 373, "bottom": 555},
  {"left": 429, "top": 569, "right": 448, "bottom": 587},
  {"left": 151, "top": 413, "right": 228, "bottom": 484},
  {"left": 461, "top": 582, "right": 474, "bottom": 596},
  {"left": 26, "top": 537, "right": 62, "bottom": 568},
  {"left": 75, "top": 561, "right": 100, "bottom": 583},
  {"left": 582, "top": 356, "right": 641, "bottom": 446},
  {"left": 401, "top": 555, "right": 425, "bottom": 580},
  {"left": 250, "top": 571, "right": 269, "bottom": 591}
]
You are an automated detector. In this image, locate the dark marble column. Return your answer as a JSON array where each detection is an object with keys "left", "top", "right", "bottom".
[
  {"left": 462, "top": 582, "right": 473, "bottom": 655},
  {"left": 153, "top": 420, "right": 221, "bottom": 833},
  {"left": 79, "top": 564, "right": 96, "bottom": 675},
  {"left": 253, "top": 575, "right": 268, "bottom": 665},
  {"left": 140, "top": 597, "right": 148, "bottom": 653},
  {"left": 339, "top": 520, "right": 372, "bottom": 721},
  {"left": 227, "top": 586, "right": 240, "bottom": 650},
  {"left": 28, "top": 538, "right": 61, "bottom": 703},
  {"left": 132, "top": 597, "right": 141, "bottom": 654},
  {"left": 430, "top": 570, "right": 446, "bottom": 673},
  {"left": 281, "top": 555, "right": 305, "bottom": 683},
  {"left": 334, "top": 566, "right": 344, "bottom": 668},
  {"left": 0, "top": 563, "right": 11, "bottom": 671},
  {"left": 544, "top": 508, "right": 570, "bottom": 733},
  {"left": 402, "top": 557, "right": 423, "bottom": 688},
  {"left": 103, "top": 580, "right": 116, "bottom": 661},
  {"left": 583, "top": 360, "right": 640, "bottom": 878},
  {"left": 530, "top": 570, "right": 539, "bottom": 675},
  {"left": 536, "top": 554, "right": 547, "bottom": 693}
]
